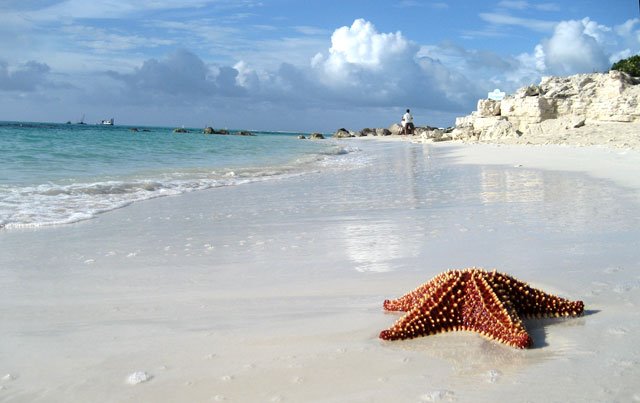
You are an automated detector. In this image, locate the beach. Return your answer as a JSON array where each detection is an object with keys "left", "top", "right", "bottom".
[{"left": 1, "top": 138, "right": 640, "bottom": 402}]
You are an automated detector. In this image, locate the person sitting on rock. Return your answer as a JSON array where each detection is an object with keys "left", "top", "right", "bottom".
[{"left": 401, "top": 109, "right": 414, "bottom": 135}]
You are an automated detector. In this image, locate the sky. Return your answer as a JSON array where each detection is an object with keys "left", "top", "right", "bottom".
[{"left": 0, "top": 0, "right": 638, "bottom": 132}]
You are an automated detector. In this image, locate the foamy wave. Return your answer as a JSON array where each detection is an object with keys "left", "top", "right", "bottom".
[
  {"left": 0, "top": 170, "right": 297, "bottom": 229},
  {"left": 322, "top": 144, "right": 360, "bottom": 156},
  {"left": 317, "top": 144, "right": 371, "bottom": 168},
  {"left": 0, "top": 140, "right": 367, "bottom": 229}
]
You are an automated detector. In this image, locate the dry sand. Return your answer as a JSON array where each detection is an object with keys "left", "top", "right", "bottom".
[
  {"left": 1, "top": 138, "right": 639, "bottom": 402},
  {"left": 466, "top": 120, "right": 640, "bottom": 150}
]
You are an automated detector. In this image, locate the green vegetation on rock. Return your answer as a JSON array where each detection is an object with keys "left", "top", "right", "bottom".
[{"left": 611, "top": 54, "right": 640, "bottom": 78}]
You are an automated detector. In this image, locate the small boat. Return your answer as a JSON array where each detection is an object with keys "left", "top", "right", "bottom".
[{"left": 101, "top": 118, "right": 114, "bottom": 125}]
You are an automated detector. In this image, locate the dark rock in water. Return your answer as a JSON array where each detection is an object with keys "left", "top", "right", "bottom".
[
  {"left": 376, "top": 128, "right": 392, "bottom": 136},
  {"left": 360, "top": 128, "right": 376, "bottom": 136},
  {"left": 310, "top": 133, "right": 325, "bottom": 139},
  {"left": 203, "top": 127, "right": 253, "bottom": 136},
  {"left": 142, "top": 129, "right": 151, "bottom": 132},
  {"left": 130, "top": 127, "right": 139, "bottom": 132},
  {"left": 333, "top": 128, "right": 352, "bottom": 138},
  {"left": 298, "top": 135, "right": 306, "bottom": 139},
  {"left": 173, "top": 128, "right": 188, "bottom": 133}
]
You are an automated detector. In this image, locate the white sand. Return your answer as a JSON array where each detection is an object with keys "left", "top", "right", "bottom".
[{"left": 1, "top": 139, "right": 639, "bottom": 402}]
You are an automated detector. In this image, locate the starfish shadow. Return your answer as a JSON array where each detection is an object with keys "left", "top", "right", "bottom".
[{"left": 524, "top": 310, "right": 597, "bottom": 350}]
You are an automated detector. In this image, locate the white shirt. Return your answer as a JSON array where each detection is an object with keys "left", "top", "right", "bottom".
[{"left": 402, "top": 112, "right": 413, "bottom": 125}]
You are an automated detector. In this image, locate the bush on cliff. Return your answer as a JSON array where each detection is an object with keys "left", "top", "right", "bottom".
[{"left": 611, "top": 54, "right": 640, "bottom": 78}]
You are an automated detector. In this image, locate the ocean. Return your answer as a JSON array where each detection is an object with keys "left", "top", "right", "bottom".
[{"left": 0, "top": 122, "right": 359, "bottom": 228}]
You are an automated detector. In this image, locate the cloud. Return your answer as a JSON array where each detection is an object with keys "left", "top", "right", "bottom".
[
  {"left": 307, "top": 19, "right": 476, "bottom": 110},
  {"left": 105, "top": 49, "right": 247, "bottom": 102},
  {"left": 537, "top": 18, "right": 614, "bottom": 75},
  {"left": 315, "top": 19, "right": 414, "bottom": 80},
  {"left": 479, "top": 12, "right": 556, "bottom": 32},
  {"left": 0, "top": 60, "right": 52, "bottom": 91},
  {"left": 492, "top": 15, "right": 640, "bottom": 83},
  {"left": 497, "top": 1, "right": 560, "bottom": 12},
  {"left": 62, "top": 25, "right": 175, "bottom": 53},
  {"left": 32, "top": 0, "right": 256, "bottom": 20},
  {"left": 99, "top": 19, "right": 483, "bottom": 117}
]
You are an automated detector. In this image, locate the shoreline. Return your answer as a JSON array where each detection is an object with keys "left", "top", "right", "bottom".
[
  {"left": 354, "top": 133, "right": 640, "bottom": 193},
  {"left": 1, "top": 138, "right": 639, "bottom": 401}
]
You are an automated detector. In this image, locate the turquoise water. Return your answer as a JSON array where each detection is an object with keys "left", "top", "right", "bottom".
[{"left": 0, "top": 122, "right": 357, "bottom": 228}]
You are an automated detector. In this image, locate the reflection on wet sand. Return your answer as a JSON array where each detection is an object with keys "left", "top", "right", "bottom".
[
  {"left": 330, "top": 142, "right": 636, "bottom": 275},
  {"left": 475, "top": 165, "right": 635, "bottom": 233},
  {"left": 340, "top": 219, "right": 420, "bottom": 273}
]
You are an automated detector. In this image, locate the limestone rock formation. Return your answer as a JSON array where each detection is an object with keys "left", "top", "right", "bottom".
[
  {"left": 388, "top": 123, "right": 403, "bottom": 136},
  {"left": 451, "top": 71, "right": 640, "bottom": 147},
  {"left": 416, "top": 127, "right": 453, "bottom": 142}
]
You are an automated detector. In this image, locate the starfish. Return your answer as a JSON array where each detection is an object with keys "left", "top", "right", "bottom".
[{"left": 379, "top": 268, "right": 584, "bottom": 348}]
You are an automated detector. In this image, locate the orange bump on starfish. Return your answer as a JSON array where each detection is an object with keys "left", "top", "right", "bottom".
[{"left": 379, "top": 268, "right": 584, "bottom": 348}]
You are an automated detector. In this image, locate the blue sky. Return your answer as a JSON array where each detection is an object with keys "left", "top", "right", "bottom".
[{"left": 0, "top": 0, "right": 638, "bottom": 131}]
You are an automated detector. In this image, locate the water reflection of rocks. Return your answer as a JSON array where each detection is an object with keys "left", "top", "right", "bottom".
[{"left": 475, "top": 165, "right": 635, "bottom": 233}]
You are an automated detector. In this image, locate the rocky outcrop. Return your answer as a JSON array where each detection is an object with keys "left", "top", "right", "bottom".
[
  {"left": 333, "top": 128, "right": 354, "bottom": 138},
  {"left": 202, "top": 127, "right": 254, "bottom": 136},
  {"left": 416, "top": 127, "right": 454, "bottom": 142},
  {"left": 451, "top": 70, "right": 640, "bottom": 147},
  {"left": 355, "top": 127, "right": 392, "bottom": 136},
  {"left": 388, "top": 123, "right": 403, "bottom": 136},
  {"left": 203, "top": 127, "right": 228, "bottom": 134},
  {"left": 332, "top": 125, "right": 449, "bottom": 140}
]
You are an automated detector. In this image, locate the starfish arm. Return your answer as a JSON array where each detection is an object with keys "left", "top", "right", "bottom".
[
  {"left": 380, "top": 274, "right": 464, "bottom": 340},
  {"left": 460, "top": 273, "right": 532, "bottom": 348},
  {"left": 490, "top": 271, "right": 584, "bottom": 318},
  {"left": 383, "top": 271, "right": 461, "bottom": 312}
]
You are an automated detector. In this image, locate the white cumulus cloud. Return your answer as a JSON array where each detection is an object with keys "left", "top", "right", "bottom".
[
  {"left": 537, "top": 18, "right": 619, "bottom": 75},
  {"left": 313, "top": 19, "right": 416, "bottom": 83},
  {"left": 307, "top": 19, "right": 474, "bottom": 110}
]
